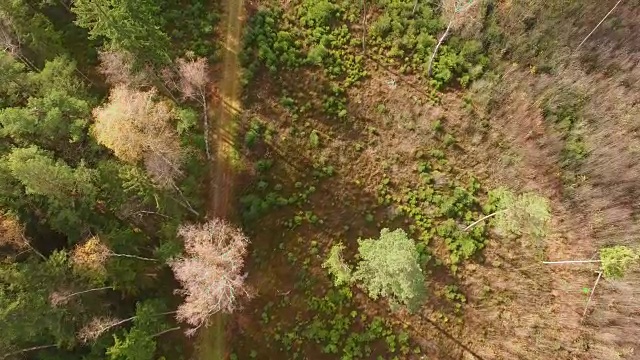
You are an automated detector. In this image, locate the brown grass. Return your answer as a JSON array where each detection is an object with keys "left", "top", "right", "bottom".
[{"left": 229, "top": 1, "right": 640, "bottom": 358}]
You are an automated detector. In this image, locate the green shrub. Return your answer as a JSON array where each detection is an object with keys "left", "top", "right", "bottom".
[
  {"left": 367, "top": 1, "right": 488, "bottom": 88},
  {"left": 486, "top": 188, "right": 551, "bottom": 239},
  {"left": 600, "top": 246, "right": 638, "bottom": 279},
  {"left": 309, "top": 130, "right": 320, "bottom": 148},
  {"left": 242, "top": 9, "right": 303, "bottom": 80},
  {"left": 322, "top": 243, "right": 352, "bottom": 286}
]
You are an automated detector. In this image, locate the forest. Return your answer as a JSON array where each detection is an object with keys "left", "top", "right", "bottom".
[{"left": 0, "top": 0, "right": 639, "bottom": 360}]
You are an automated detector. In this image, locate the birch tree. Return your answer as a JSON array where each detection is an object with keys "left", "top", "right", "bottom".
[
  {"left": 92, "top": 86, "right": 183, "bottom": 188},
  {"left": 177, "top": 57, "right": 211, "bottom": 159},
  {"left": 169, "top": 219, "right": 250, "bottom": 336},
  {"left": 352, "top": 228, "right": 426, "bottom": 312},
  {"left": 465, "top": 188, "right": 551, "bottom": 239}
]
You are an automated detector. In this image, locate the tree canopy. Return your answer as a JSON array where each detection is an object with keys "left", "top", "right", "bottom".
[{"left": 353, "top": 228, "right": 426, "bottom": 311}]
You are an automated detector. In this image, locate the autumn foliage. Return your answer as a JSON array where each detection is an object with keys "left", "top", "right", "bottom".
[
  {"left": 92, "top": 86, "right": 182, "bottom": 188},
  {"left": 169, "top": 219, "right": 250, "bottom": 336},
  {"left": 0, "top": 213, "right": 25, "bottom": 250}
]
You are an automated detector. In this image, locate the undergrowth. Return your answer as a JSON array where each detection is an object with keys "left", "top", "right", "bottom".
[{"left": 542, "top": 89, "right": 589, "bottom": 191}]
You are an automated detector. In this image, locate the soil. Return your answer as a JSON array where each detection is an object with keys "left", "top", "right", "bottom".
[{"left": 197, "top": 0, "right": 245, "bottom": 358}]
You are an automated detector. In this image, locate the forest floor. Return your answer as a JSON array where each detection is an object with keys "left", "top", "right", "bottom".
[{"left": 198, "top": 0, "right": 245, "bottom": 358}]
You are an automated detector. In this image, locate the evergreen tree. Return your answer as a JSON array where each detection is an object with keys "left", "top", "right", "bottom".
[
  {"left": 0, "top": 57, "right": 93, "bottom": 153},
  {"left": 0, "top": 252, "right": 83, "bottom": 354},
  {"left": 29, "top": 56, "right": 88, "bottom": 98},
  {"left": 0, "top": 0, "right": 65, "bottom": 62},
  {"left": 72, "top": 0, "right": 171, "bottom": 66},
  {"left": 4, "top": 146, "right": 97, "bottom": 240},
  {"left": 105, "top": 300, "right": 175, "bottom": 360},
  {"left": 0, "top": 53, "right": 29, "bottom": 108}
]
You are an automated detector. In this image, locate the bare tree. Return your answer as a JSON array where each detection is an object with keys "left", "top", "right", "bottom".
[
  {"left": 92, "top": 85, "right": 183, "bottom": 188},
  {"left": 49, "top": 286, "right": 113, "bottom": 307},
  {"left": 427, "top": 0, "right": 483, "bottom": 77},
  {"left": 169, "top": 219, "right": 250, "bottom": 336},
  {"left": 77, "top": 316, "right": 124, "bottom": 343},
  {"left": 70, "top": 235, "right": 156, "bottom": 277},
  {"left": 0, "top": 213, "right": 45, "bottom": 260},
  {"left": 97, "top": 50, "right": 149, "bottom": 87},
  {"left": 165, "top": 56, "right": 212, "bottom": 159}
]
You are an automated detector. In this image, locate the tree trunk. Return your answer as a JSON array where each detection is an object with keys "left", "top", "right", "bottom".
[
  {"left": 202, "top": 93, "right": 211, "bottom": 160},
  {"left": 111, "top": 253, "right": 157, "bottom": 262},
  {"left": 65, "top": 286, "right": 113, "bottom": 299},
  {"left": 464, "top": 209, "right": 506, "bottom": 231},
  {"left": 575, "top": 0, "right": 624, "bottom": 52},
  {"left": 582, "top": 271, "right": 603, "bottom": 320},
  {"left": 150, "top": 326, "right": 181, "bottom": 338},
  {"left": 22, "top": 235, "right": 47, "bottom": 260},
  {"left": 362, "top": 0, "right": 367, "bottom": 53},
  {"left": 542, "top": 260, "right": 601, "bottom": 265},
  {"left": 2, "top": 344, "right": 56, "bottom": 359},
  {"left": 87, "top": 310, "right": 177, "bottom": 339},
  {"left": 427, "top": 20, "right": 453, "bottom": 77},
  {"left": 171, "top": 183, "right": 200, "bottom": 217}
]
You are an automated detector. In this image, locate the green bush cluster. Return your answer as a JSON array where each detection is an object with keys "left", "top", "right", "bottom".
[
  {"left": 298, "top": 0, "right": 367, "bottom": 87},
  {"left": 240, "top": 166, "right": 320, "bottom": 223},
  {"left": 368, "top": 0, "right": 488, "bottom": 88},
  {"left": 272, "top": 287, "right": 417, "bottom": 359},
  {"left": 241, "top": 9, "right": 303, "bottom": 83},
  {"left": 163, "top": 0, "right": 219, "bottom": 59},
  {"left": 393, "top": 153, "right": 488, "bottom": 270},
  {"left": 542, "top": 90, "right": 589, "bottom": 170}
]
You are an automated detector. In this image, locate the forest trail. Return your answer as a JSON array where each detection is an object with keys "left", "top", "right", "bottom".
[{"left": 198, "top": 0, "right": 245, "bottom": 358}]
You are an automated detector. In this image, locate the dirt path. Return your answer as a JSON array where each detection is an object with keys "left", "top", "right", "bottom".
[{"left": 197, "top": 0, "right": 245, "bottom": 358}]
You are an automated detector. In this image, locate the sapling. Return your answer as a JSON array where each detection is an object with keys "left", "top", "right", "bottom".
[
  {"left": 544, "top": 245, "right": 639, "bottom": 320},
  {"left": 322, "top": 243, "right": 352, "bottom": 286},
  {"left": 465, "top": 188, "right": 551, "bottom": 239}
]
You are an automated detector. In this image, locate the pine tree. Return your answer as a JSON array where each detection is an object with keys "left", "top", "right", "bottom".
[
  {"left": 0, "top": 53, "right": 29, "bottom": 108},
  {"left": 72, "top": 0, "right": 171, "bottom": 66},
  {"left": 0, "top": 0, "right": 65, "bottom": 62},
  {"left": 0, "top": 57, "right": 92, "bottom": 152},
  {"left": 105, "top": 300, "right": 177, "bottom": 360},
  {"left": 0, "top": 252, "right": 83, "bottom": 354},
  {"left": 4, "top": 146, "right": 97, "bottom": 239}
]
